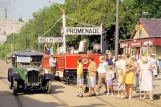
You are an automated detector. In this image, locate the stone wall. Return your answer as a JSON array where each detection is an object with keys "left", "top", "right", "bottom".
[{"left": 0, "top": 18, "right": 25, "bottom": 44}]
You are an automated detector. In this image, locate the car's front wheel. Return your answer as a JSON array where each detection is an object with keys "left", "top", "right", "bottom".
[
  {"left": 13, "top": 80, "right": 18, "bottom": 95},
  {"left": 47, "top": 81, "right": 52, "bottom": 94}
]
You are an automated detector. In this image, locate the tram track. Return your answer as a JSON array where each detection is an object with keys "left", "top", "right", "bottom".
[
  {"left": 0, "top": 78, "right": 70, "bottom": 107},
  {"left": 0, "top": 79, "right": 24, "bottom": 107},
  {"left": 0, "top": 77, "right": 160, "bottom": 107},
  {"left": 135, "top": 98, "right": 160, "bottom": 107},
  {"left": 50, "top": 94, "right": 71, "bottom": 107},
  {"left": 65, "top": 83, "right": 117, "bottom": 107},
  {"left": 65, "top": 83, "right": 160, "bottom": 107}
]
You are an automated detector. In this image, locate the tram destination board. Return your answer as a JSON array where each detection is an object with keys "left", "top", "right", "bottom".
[
  {"left": 65, "top": 27, "right": 102, "bottom": 35},
  {"left": 38, "top": 37, "right": 63, "bottom": 43}
]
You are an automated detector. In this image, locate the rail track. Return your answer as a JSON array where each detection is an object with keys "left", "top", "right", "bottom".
[
  {"left": 0, "top": 77, "right": 160, "bottom": 107},
  {"left": 65, "top": 82, "right": 160, "bottom": 107},
  {"left": 0, "top": 79, "right": 24, "bottom": 107},
  {"left": 64, "top": 83, "right": 117, "bottom": 107},
  {"left": 0, "top": 78, "right": 70, "bottom": 107}
]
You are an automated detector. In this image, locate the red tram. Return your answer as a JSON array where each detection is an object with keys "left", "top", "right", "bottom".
[{"left": 42, "top": 53, "right": 101, "bottom": 84}]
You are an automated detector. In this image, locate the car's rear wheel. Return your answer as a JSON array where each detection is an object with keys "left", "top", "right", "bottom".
[
  {"left": 13, "top": 80, "right": 18, "bottom": 95},
  {"left": 47, "top": 81, "right": 52, "bottom": 94}
]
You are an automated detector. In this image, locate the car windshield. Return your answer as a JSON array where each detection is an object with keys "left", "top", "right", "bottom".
[{"left": 17, "top": 56, "right": 42, "bottom": 67}]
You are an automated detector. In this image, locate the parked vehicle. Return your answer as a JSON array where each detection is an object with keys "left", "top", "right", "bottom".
[
  {"left": 8, "top": 51, "right": 53, "bottom": 95},
  {"left": 42, "top": 53, "right": 101, "bottom": 84}
]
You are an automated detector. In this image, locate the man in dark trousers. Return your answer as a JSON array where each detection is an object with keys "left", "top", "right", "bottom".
[
  {"left": 104, "top": 54, "right": 114, "bottom": 66},
  {"left": 49, "top": 55, "right": 57, "bottom": 80}
]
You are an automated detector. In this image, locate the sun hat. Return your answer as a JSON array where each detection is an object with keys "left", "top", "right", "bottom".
[{"left": 141, "top": 56, "right": 148, "bottom": 63}]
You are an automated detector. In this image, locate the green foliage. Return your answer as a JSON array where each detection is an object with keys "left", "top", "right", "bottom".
[{"left": 0, "top": 0, "right": 161, "bottom": 58}]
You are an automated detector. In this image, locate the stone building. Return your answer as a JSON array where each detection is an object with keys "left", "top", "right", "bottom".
[{"left": 0, "top": 9, "right": 25, "bottom": 44}]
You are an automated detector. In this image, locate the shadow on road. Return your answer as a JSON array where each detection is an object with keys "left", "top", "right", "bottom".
[
  {"left": 52, "top": 84, "right": 65, "bottom": 94},
  {"left": 0, "top": 91, "right": 12, "bottom": 96}
]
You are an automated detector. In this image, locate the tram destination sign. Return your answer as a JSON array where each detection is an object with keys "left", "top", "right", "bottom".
[
  {"left": 38, "top": 37, "right": 63, "bottom": 43},
  {"left": 65, "top": 27, "right": 102, "bottom": 35}
]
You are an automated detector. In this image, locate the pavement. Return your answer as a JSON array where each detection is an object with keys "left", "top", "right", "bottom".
[{"left": 0, "top": 60, "right": 161, "bottom": 107}]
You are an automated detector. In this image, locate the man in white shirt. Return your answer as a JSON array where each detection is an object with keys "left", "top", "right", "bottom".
[
  {"left": 49, "top": 55, "right": 57, "bottom": 80},
  {"left": 78, "top": 39, "right": 87, "bottom": 53},
  {"left": 96, "top": 56, "right": 108, "bottom": 94}
]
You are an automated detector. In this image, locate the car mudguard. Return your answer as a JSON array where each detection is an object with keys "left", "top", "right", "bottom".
[
  {"left": 8, "top": 68, "right": 13, "bottom": 82},
  {"left": 12, "top": 73, "right": 21, "bottom": 80},
  {"left": 45, "top": 73, "right": 53, "bottom": 80}
]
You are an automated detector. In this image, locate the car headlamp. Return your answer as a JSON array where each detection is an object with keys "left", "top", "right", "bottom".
[{"left": 22, "top": 70, "right": 27, "bottom": 75}]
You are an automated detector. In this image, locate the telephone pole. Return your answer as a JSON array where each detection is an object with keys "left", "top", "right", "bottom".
[
  {"left": 115, "top": 0, "right": 120, "bottom": 61},
  {"left": 25, "top": 23, "right": 29, "bottom": 51}
]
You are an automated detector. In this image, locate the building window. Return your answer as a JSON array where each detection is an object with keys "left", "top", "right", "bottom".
[
  {"left": 142, "top": 47, "right": 148, "bottom": 56},
  {"left": 156, "top": 46, "right": 161, "bottom": 59}
]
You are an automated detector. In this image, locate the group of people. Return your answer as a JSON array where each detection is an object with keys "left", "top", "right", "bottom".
[
  {"left": 43, "top": 44, "right": 64, "bottom": 55},
  {"left": 76, "top": 53, "right": 160, "bottom": 101}
]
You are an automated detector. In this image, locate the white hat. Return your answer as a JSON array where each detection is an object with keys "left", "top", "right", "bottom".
[{"left": 152, "top": 53, "right": 155, "bottom": 56}]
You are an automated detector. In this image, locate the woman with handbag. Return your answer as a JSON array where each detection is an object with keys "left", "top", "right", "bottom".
[
  {"left": 123, "top": 53, "right": 135, "bottom": 99},
  {"left": 87, "top": 56, "right": 97, "bottom": 97}
]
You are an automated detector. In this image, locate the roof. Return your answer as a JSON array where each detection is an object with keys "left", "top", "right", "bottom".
[
  {"left": 13, "top": 51, "right": 43, "bottom": 57},
  {"left": 130, "top": 18, "right": 161, "bottom": 39}
]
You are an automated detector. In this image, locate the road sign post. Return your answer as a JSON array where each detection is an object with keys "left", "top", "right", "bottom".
[{"left": 38, "top": 37, "right": 63, "bottom": 43}]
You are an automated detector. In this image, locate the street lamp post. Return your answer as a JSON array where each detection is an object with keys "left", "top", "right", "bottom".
[{"left": 115, "top": 0, "right": 120, "bottom": 61}]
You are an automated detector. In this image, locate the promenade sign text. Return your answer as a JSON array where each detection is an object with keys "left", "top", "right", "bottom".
[
  {"left": 38, "top": 37, "right": 63, "bottom": 43},
  {"left": 65, "top": 27, "right": 102, "bottom": 35}
]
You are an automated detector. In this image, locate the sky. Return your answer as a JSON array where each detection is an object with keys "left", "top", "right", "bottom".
[{"left": 0, "top": 0, "right": 65, "bottom": 22}]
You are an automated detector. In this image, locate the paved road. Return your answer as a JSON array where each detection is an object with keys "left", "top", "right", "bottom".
[{"left": 0, "top": 60, "right": 161, "bottom": 107}]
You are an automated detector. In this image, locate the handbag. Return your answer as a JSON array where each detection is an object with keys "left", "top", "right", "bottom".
[{"left": 84, "top": 84, "right": 89, "bottom": 93}]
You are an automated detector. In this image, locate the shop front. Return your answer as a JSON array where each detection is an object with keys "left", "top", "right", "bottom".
[
  {"left": 120, "top": 38, "right": 161, "bottom": 59},
  {"left": 120, "top": 18, "right": 161, "bottom": 60}
]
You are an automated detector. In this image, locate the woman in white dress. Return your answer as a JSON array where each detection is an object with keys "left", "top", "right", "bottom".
[{"left": 140, "top": 56, "right": 154, "bottom": 101}]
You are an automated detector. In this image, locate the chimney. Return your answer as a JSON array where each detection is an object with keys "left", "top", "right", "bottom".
[{"left": 4, "top": 8, "right": 7, "bottom": 19}]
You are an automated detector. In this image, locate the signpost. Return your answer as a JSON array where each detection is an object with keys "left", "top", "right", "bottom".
[
  {"left": 65, "top": 27, "right": 102, "bottom": 35},
  {"left": 38, "top": 37, "right": 63, "bottom": 43}
]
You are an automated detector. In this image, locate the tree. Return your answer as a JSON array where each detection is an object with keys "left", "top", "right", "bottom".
[{"left": 0, "top": 0, "right": 161, "bottom": 58}]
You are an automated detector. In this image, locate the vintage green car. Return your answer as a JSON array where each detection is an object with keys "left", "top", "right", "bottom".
[{"left": 8, "top": 51, "right": 53, "bottom": 95}]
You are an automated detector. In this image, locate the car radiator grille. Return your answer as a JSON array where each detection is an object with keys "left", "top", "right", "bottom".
[{"left": 27, "top": 70, "right": 39, "bottom": 83}]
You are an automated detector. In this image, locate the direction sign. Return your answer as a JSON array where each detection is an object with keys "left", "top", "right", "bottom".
[
  {"left": 38, "top": 37, "right": 63, "bottom": 43},
  {"left": 65, "top": 27, "right": 102, "bottom": 35}
]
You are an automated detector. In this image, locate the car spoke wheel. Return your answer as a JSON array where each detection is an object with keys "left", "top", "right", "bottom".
[
  {"left": 47, "top": 81, "right": 52, "bottom": 94},
  {"left": 13, "top": 80, "right": 18, "bottom": 95}
]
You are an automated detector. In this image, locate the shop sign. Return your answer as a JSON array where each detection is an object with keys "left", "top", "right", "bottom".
[
  {"left": 130, "top": 42, "right": 141, "bottom": 47},
  {"left": 143, "top": 40, "right": 153, "bottom": 46},
  {"left": 120, "top": 43, "right": 128, "bottom": 48}
]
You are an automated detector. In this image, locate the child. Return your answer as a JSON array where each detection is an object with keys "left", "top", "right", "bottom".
[
  {"left": 117, "top": 70, "right": 125, "bottom": 99},
  {"left": 76, "top": 58, "right": 84, "bottom": 97},
  {"left": 106, "top": 66, "right": 115, "bottom": 95}
]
